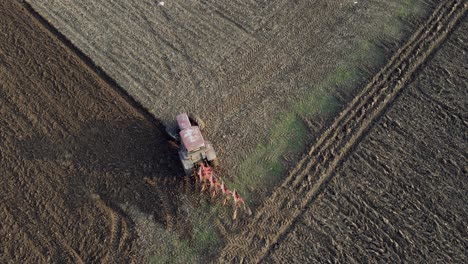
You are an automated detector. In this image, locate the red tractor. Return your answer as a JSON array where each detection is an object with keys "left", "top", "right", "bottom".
[
  {"left": 165, "top": 113, "right": 250, "bottom": 219},
  {"left": 167, "top": 113, "right": 219, "bottom": 175}
]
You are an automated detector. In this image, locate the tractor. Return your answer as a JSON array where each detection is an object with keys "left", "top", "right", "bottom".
[
  {"left": 165, "top": 113, "right": 250, "bottom": 219},
  {"left": 167, "top": 113, "right": 219, "bottom": 175}
]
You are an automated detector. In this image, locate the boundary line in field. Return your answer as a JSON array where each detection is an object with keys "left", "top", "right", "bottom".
[{"left": 18, "top": 1, "right": 164, "bottom": 131}]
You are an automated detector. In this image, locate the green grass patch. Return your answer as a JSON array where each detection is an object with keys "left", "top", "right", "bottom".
[
  {"left": 190, "top": 201, "right": 220, "bottom": 256},
  {"left": 394, "top": 0, "right": 428, "bottom": 38},
  {"left": 224, "top": 36, "right": 384, "bottom": 203},
  {"left": 397, "top": 0, "right": 417, "bottom": 18},
  {"left": 229, "top": 112, "right": 310, "bottom": 201},
  {"left": 228, "top": 60, "right": 366, "bottom": 203}
]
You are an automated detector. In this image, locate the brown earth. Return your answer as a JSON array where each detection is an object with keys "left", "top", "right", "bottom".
[
  {"left": 219, "top": 1, "right": 467, "bottom": 262},
  {"left": 0, "top": 1, "right": 182, "bottom": 262}
]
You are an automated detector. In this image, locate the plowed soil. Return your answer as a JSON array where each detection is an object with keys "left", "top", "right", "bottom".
[
  {"left": 220, "top": 1, "right": 467, "bottom": 262},
  {"left": 0, "top": 2, "right": 181, "bottom": 262}
]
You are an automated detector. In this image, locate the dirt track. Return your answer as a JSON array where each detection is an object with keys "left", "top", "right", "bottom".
[
  {"left": 219, "top": 1, "right": 467, "bottom": 262},
  {"left": 0, "top": 2, "right": 181, "bottom": 262}
]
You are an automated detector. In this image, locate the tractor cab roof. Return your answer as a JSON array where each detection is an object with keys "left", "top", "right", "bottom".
[{"left": 180, "top": 126, "right": 205, "bottom": 152}]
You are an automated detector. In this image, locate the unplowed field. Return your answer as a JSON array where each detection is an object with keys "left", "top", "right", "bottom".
[
  {"left": 220, "top": 1, "right": 467, "bottom": 262},
  {"left": 24, "top": 0, "right": 433, "bottom": 178},
  {"left": 0, "top": 2, "right": 181, "bottom": 262}
]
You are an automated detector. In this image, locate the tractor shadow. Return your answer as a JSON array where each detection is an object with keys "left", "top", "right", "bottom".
[{"left": 15, "top": 118, "right": 185, "bottom": 226}]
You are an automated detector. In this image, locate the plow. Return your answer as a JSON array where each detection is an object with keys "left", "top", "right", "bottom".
[{"left": 167, "top": 113, "right": 251, "bottom": 219}]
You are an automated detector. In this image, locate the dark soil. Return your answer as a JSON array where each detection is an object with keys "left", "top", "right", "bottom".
[{"left": 0, "top": 2, "right": 182, "bottom": 262}]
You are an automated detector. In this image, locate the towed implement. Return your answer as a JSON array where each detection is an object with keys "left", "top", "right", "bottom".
[{"left": 167, "top": 113, "right": 250, "bottom": 219}]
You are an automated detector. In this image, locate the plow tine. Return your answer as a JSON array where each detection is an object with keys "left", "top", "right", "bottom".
[
  {"left": 193, "top": 162, "right": 249, "bottom": 220},
  {"left": 233, "top": 208, "right": 238, "bottom": 220},
  {"left": 173, "top": 113, "right": 249, "bottom": 219}
]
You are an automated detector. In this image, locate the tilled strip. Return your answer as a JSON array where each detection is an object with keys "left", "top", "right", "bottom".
[{"left": 219, "top": 1, "right": 467, "bottom": 262}]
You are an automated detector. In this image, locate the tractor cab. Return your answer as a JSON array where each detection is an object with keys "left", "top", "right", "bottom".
[
  {"left": 175, "top": 113, "right": 218, "bottom": 175},
  {"left": 180, "top": 126, "right": 205, "bottom": 153}
]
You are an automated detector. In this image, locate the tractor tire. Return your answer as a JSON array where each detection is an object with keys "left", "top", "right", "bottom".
[
  {"left": 208, "top": 158, "right": 219, "bottom": 168},
  {"left": 189, "top": 114, "right": 205, "bottom": 131},
  {"left": 165, "top": 123, "right": 180, "bottom": 141}
]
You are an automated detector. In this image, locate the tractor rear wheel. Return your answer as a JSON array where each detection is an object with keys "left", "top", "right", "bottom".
[
  {"left": 208, "top": 158, "right": 219, "bottom": 168},
  {"left": 184, "top": 168, "right": 195, "bottom": 177}
]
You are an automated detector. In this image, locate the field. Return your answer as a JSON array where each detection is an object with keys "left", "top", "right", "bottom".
[
  {"left": 265, "top": 14, "right": 468, "bottom": 262},
  {"left": 1, "top": 0, "right": 467, "bottom": 263}
]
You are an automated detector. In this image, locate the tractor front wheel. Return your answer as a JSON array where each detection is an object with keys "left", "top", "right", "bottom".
[{"left": 189, "top": 114, "right": 205, "bottom": 131}]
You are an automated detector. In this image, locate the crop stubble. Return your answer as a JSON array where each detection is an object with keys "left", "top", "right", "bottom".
[
  {"left": 219, "top": 1, "right": 467, "bottom": 262},
  {"left": 0, "top": 1, "right": 181, "bottom": 262},
  {"left": 23, "top": 0, "right": 422, "bottom": 180}
]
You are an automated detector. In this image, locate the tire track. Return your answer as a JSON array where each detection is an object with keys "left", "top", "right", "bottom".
[
  {"left": 201, "top": 0, "right": 287, "bottom": 32},
  {"left": 92, "top": 189, "right": 142, "bottom": 262},
  {"left": 153, "top": 183, "right": 177, "bottom": 230},
  {"left": 1, "top": 205, "right": 49, "bottom": 263},
  {"left": 219, "top": 1, "right": 467, "bottom": 262},
  {"left": 3, "top": 164, "right": 85, "bottom": 263}
]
